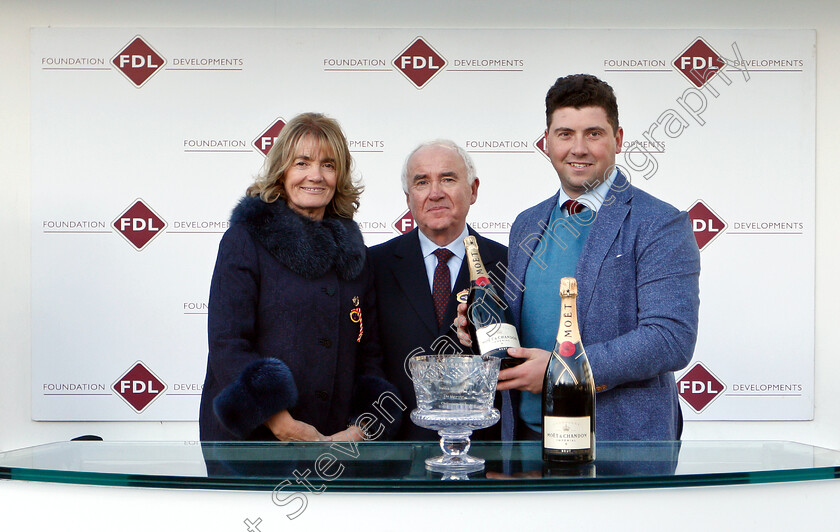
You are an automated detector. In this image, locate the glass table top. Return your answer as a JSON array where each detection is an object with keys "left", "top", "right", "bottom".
[{"left": 1, "top": 440, "right": 838, "bottom": 491}]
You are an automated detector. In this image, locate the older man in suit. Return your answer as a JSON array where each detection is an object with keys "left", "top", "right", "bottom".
[
  {"left": 371, "top": 140, "right": 508, "bottom": 440},
  {"left": 457, "top": 74, "right": 700, "bottom": 442}
]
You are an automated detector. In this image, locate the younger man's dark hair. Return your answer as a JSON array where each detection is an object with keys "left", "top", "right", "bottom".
[{"left": 545, "top": 74, "right": 619, "bottom": 134}]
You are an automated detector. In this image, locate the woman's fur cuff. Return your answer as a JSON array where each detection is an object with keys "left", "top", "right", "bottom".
[{"left": 213, "top": 358, "right": 298, "bottom": 439}]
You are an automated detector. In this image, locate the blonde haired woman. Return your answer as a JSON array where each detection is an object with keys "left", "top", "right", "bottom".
[{"left": 200, "top": 113, "right": 399, "bottom": 442}]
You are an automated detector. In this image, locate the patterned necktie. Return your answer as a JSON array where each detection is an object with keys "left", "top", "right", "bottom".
[
  {"left": 432, "top": 248, "right": 454, "bottom": 328},
  {"left": 563, "top": 199, "right": 586, "bottom": 215}
]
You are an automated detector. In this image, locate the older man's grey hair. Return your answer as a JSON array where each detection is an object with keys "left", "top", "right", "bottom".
[{"left": 400, "top": 139, "right": 478, "bottom": 193}]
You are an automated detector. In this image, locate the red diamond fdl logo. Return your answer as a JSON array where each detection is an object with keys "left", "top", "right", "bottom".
[
  {"left": 111, "top": 36, "right": 166, "bottom": 88},
  {"left": 394, "top": 209, "right": 416, "bottom": 234},
  {"left": 677, "top": 362, "right": 725, "bottom": 413},
  {"left": 112, "top": 361, "right": 167, "bottom": 413},
  {"left": 534, "top": 133, "right": 550, "bottom": 160},
  {"left": 673, "top": 38, "right": 725, "bottom": 88},
  {"left": 112, "top": 199, "right": 167, "bottom": 251},
  {"left": 253, "top": 118, "right": 286, "bottom": 157},
  {"left": 393, "top": 37, "right": 447, "bottom": 89},
  {"left": 687, "top": 199, "right": 726, "bottom": 251}
]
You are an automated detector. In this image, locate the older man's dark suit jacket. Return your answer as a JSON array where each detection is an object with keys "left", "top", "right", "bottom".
[{"left": 370, "top": 226, "right": 508, "bottom": 440}]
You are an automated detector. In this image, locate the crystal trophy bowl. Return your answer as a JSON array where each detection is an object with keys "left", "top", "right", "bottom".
[{"left": 409, "top": 354, "right": 501, "bottom": 473}]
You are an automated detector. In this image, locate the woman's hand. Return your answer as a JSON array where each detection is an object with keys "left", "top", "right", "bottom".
[
  {"left": 264, "top": 410, "right": 327, "bottom": 441},
  {"left": 326, "top": 425, "right": 366, "bottom": 442},
  {"left": 495, "top": 347, "right": 550, "bottom": 394}
]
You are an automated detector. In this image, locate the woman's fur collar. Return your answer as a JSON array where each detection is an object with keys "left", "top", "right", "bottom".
[{"left": 230, "top": 196, "right": 365, "bottom": 280}]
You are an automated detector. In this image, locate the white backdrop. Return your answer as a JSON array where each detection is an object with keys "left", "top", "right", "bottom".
[{"left": 30, "top": 28, "right": 815, "bottom": 422}]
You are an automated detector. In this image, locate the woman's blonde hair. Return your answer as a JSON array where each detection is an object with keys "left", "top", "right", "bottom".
[{"left": 247, "top": 112, "right": 361, "bottom": 218}]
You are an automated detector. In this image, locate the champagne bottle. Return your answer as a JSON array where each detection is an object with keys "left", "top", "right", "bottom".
[
  {"left": 542, "top": 277, "right": 595, "bottom": 464},
  {"left": 463, "top": 236, "right": 521, "bottom": 368}
]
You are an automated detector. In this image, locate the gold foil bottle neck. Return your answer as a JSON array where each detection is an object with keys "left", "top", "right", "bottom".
[{"left": 559, "top": 277, "right": 578, "bottom": 297}]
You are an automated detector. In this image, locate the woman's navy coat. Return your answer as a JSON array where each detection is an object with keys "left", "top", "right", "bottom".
[{"left": 199, "top": 196, "right": 399, "bottom": 441}]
